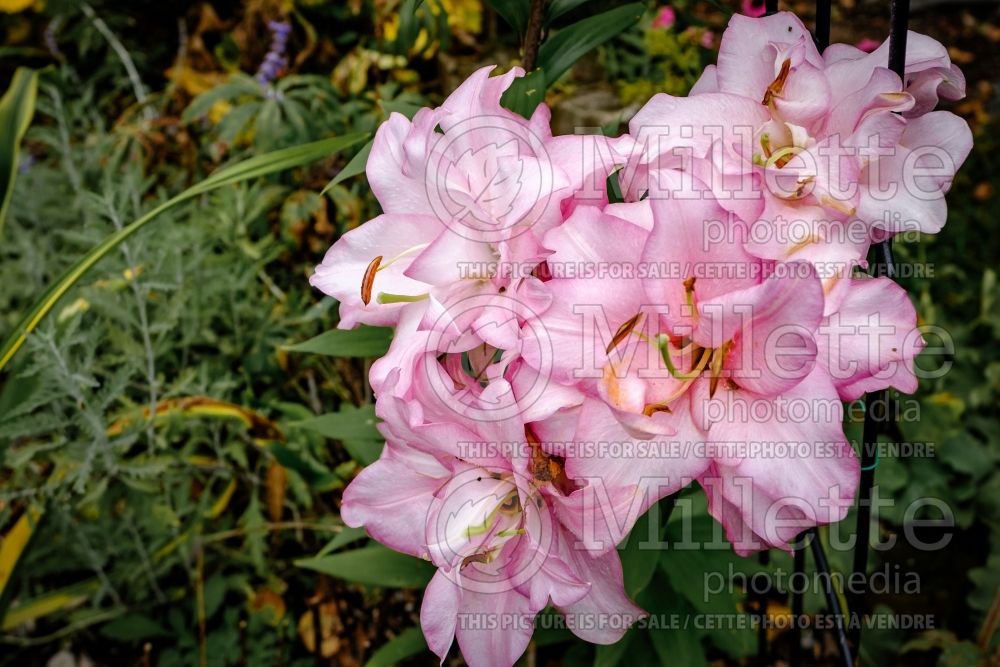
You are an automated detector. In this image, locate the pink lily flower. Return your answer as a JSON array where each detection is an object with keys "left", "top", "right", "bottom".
[
  {"left": 624, "top": 12, "right": 972, "bottom": 272},
  {"left": 309, "top": 9, "right": 971, "bottom": 661},
  {"left": 517, "top": 175, "right": 926, "bottom": 552},
  {"left": 341, "top": 371, "right": 644, "bottom": 666},
  {"left": 310, "top": 66, "right": 572, "bottom": 331}
]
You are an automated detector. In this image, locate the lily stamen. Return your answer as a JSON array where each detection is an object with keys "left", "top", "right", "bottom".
[
  {"left": 361, "top": 255, "right": 381, "bottom": 305},
  {"left": 643, "top": 345, "right": 713, "bottom": 416},
  {"left": 377, "top": 242, "right": 432, "bottom": 271},
  {"left": 376, "top": 291, "right": 429, "bottom": 304},
  {"left": 606, "top": 313, "right": 644, "bottom": 354},
  {"left": 765, "top": 145, "right": 804, "bottom": 169},
  {"left": 762, "top": 58, "right": 792, "bottom": 106}
]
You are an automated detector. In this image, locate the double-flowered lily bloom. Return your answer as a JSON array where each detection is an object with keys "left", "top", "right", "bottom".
[
  {"left": 310, "top": 65, "right": 570, "bottom": 332},
  {"left": 342, "top": 370, "right": 642, "bottom": 667},
  {"left": 624, "top": 12, "right": 971, "bottom": 281},
  {"left": 311, "top": 13, "right": 969, "bottom": 666},
  {"left": 521, "top": 178, "right": 922, "bottom": 554}
]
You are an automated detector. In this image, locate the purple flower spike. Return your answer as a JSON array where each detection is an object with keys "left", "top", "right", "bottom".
[{"left": 256, "top": 20, "right": 292, "bottom": 88}]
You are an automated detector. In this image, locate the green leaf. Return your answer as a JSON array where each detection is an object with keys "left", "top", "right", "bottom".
[
  {"left": 858, "top": 604, "right": 906, "bottom": 666},
  {"left": 0, "top": 67, "right": 38, "bottom": 240},
  {"left": 936, "top": 641, "right": 986, "bottom": 667},
  {"left": 0, "top": 132, "right": 369, "bottom": 373},
  {"left": 546, "top": 0, "right": 593, "bottom": 24},
  {"left": 499, "top": 69, "right": 547, "bottom": 121},
  {"left": 659, "top": 515, "right": 757, "bottom": 658},
  {"left": 533, "top": 621, "right": 574, "bottom": 647},
  {"left": 939, "top": 436, "right": 995, "bottom": 478},
  {"left": 321, "top": 137, "right": 373, "bottom": 194},
  {"left": 639, "top": 574, "right": 708, "bottom": 666},
  {"left": 394, "top": 0, "right": 424, "bottom": 55},
  {"left": 203, "top": 575, "right": 228, "bottom": 619},
  {"left": 619, "top": 509, "right": 660, "bottom": 598},
  {"left": 282, "top": 326, "right": 392, "bottom": 357},
  {"left": 266, "top": 443, "right": 339, "bottom": 490},
  {"left": 100, "top": 613, "right": 170, "bottom": 641},
  {"left": 606, "top": 169, "right": 624, "bottom": 205},
  {"left": 317, "top": 526, "right": 368, "bottom": 558},
  {"left": 380, "top": 99, "right": 423, "bottom": 119},
  {"left": 486, "top": 0, "right": 530, "bottom": 36},
  {"left": 363, "top": 626, "right": 428, "bottom": 667},
  {"left": 181, "top": 74, "right": 262, "bottom": 122},
  {"left": 296, "top": 545, "right": 434, "bottom": 588},
  {"left": 341, "top": 439, "right": 385, "bottom": 466},
  {"left": 242, "top": 494, "right": 267, "bottom": 573},
  {"left": 0, "top": 370, "right": 40, "bottom": 421},
  {"left": 292, "top": 404, "right": 381, "bottom": 441},
  {"left": 968, "top": 553, "right": 1000, "bottom": 614},
  {"left": 594, "top": 628, "right": 634, "bottom": 667},
  {"left": 536, "top": 3, "right": 645, "bottom": 86}
]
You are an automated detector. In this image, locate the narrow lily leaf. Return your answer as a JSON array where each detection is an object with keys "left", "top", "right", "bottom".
[
  {"left": 485, "top": 0, "right": 530, "bottom": 36},
  {"left": 295, "top": 544, "right": 434, "bottom": 588},
  {"left": 619, "top": 509, "right": 660, "bottom": 598},
  {"left": 594, "top": 629, "right": 635, "bottom": 667},
  {"left": 500, "top": 5, "right": 642, "bottom": 120},
  {"left": 292, "top": 404, "right": 381, "bottom": 441},
  {"left": 363, "top": 626, "right": 428, "bottom": 667},
  {"left": 499, "top": 69, "right": 547, "bottom": 121},
  {"left": 546, "top": 0, "right": 593, "bottom": 24},
  {"left": 0, "top": 132, "right": 368, "bottom": 373},
  {"left": 0, "top": 67, "right": 38, "bottom": 239},
  {"left": 341, "top": 439, "right": 385, "bottom": 466},
  {"left": 282, "top": 326, "right": 392, "bottom": 357},
  {"left": 321, "top": 137, "right": 373, "bottom": 194},
  {"left": 316, "top": 526, "right": 368, "bottom": 558},
  {"left": 536, "top": 4, "right": 645, "bottom": 85}
]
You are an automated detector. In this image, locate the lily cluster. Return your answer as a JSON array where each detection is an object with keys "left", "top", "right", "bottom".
[{"left": 310, "top": 13, "right": 971, "bottom": 667}]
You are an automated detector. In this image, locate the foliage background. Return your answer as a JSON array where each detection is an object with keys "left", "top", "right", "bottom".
[{"left": 0, "top": 0, "right": 997, "bottom": 665}]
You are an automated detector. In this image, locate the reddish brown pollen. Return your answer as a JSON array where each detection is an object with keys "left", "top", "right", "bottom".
[
  {"left": 361, "top": 256, "right": 382, "bottom": 306},
  {"left": 606, "top": 312, "right": 643, "bottom": 354},
  {"left": 643, "top": 403, "right": 673, "bottom": 417},
  {"left": 526, "top": 426, "right": 576, "bottom": 495},
  {"left": 762, "top": 59, "right": 792, "bottom": 106}
]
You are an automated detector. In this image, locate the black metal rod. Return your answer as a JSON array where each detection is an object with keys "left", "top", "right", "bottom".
[
  {"left": 887, "top": 0, "right": 910, "bottom": 78},
  {"left": 815, "top": 0, "right": 831, "bottom": 51},
  {"left": 848, "top": 0, "right": 907, "bottom": 650},
  {"left": 809, "top": 528, "right": 854, "bottom": 667},
  {"left": 848, "top": 388, "right": 887, "bottom": 648},
  {"left": 790, "top": 541, "right": 806, "bottom": 667}
]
